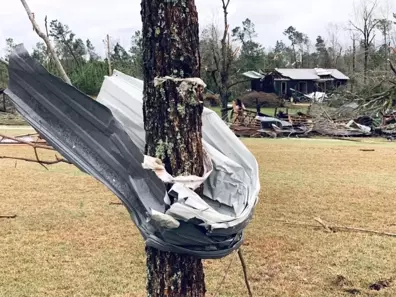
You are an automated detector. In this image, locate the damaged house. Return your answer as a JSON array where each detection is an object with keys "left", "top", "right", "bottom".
[{"left": 243, "top": 68, "right": 350, "bottom": 98}]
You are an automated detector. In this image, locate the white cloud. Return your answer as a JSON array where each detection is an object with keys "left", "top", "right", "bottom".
[{"left": 0, "top": 0, "right": 391, "bottom": 58}]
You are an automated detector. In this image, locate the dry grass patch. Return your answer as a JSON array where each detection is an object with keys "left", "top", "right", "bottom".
[{"left": 1, "top": 136, "right": 396, "bottom": 296}]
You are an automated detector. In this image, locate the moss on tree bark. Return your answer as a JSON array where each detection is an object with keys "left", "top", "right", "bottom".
[{"left": 141, "top": 0, "right": 206, "bottom": 296}]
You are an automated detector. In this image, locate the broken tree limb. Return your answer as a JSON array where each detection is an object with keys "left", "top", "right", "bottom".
[
  {"left": 0, "top": 133, "right": 52, "bottom": 150},
  {"left": 20, "top": 0, "right": 72, "bottom": 85},
  {"left": 238, "top": 249, "right": 253, "bottom": 297}
]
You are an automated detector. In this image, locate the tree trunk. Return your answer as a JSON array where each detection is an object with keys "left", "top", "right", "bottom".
[
  {"left": 141, "top": 1, "right": 206, "bottom": 297},
  {"left": 364, "top": 45, "right": 368, "bottom": 85},
  {"left": 220, "top": 90, "right": 230, "bottom": 121},
  {"left": 351, "top": 38, "right": 356, "bottom": 93}
]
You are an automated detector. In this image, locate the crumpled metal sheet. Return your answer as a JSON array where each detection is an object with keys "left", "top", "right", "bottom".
[
  {"left": 97, "top": 70, "right": 260, "bottom": 234},
  {"left": 5, "top": 45, "right": 260, "bottom": 259}
]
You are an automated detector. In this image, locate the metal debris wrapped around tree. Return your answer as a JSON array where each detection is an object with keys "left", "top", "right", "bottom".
[{"left": 5, "top": 45, "right": 260, "bottom": 259}]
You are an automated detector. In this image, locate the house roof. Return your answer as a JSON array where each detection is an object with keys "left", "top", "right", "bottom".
[
  {"left": 275, "top": 68, "right": 350, "bottom": 80},
  {"left": 242, "top": 71, "right": 264, "bottom": 79},
  {"left": 242, "top": 68, "right": 350, "bottom": 81}
]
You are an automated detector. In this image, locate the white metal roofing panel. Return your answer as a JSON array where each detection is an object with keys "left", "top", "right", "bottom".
[
  {"left": 275, "top": 68, "right": 349, "bottom": 80},
  {"left": 326, "top": 69, "right": 350, "bottom": 80},
  {"left": 275, "top": 68, "right": 320, "bottom": 80},
  {"left": 242, "top": 71, "right": 264, "bottom": 79}
]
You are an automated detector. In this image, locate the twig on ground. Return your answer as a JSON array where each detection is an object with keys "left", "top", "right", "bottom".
[
  {"left": 213, "top": 251, "right": 236, "bottom": 297},
  {"left": 109, "top": 202, "right": 123, "bottom": 205},
  {"left": 0, "top": 215, "right": 17, "bottom": 219},
  {"left": 238, "top": 248, "right": 253, "bottom": 297}
]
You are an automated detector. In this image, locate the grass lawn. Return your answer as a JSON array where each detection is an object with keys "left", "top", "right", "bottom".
[{"left": 1, "top": 134, "right": 396, "bottom": 296}]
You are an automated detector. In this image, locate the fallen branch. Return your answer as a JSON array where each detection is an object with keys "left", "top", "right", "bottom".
[
  {"left": 276, "top": 218, "right": 396, "bottom": 238},
  {"left": 0, "top": 133, "right": 52, "bottom": 150},
  {"left": 0, "top": 214, "right": 17, "bottom": 219},
  {"left": 238, "top": 249, "right": 253, "bottom": 297}
]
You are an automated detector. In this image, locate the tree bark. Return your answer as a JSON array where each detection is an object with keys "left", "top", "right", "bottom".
[{"left": 141, "top": 1, "right": 206, "bottom": 297}]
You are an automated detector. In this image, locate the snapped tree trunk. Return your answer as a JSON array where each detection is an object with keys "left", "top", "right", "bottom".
[{"left": 141, "top": 1, "right": 206, "bottom": 297}]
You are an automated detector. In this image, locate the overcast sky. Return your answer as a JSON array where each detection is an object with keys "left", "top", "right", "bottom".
[{"left": 0, "top": 0, "right": 393, "bottom": 57}]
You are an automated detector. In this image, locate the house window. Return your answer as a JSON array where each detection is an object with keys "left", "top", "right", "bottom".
[
  {"left": 281, "top": 82, "right": 287, "bottom": 95},
  {"left": 297, "top": 82, "right": 308, "bottom": 94}
]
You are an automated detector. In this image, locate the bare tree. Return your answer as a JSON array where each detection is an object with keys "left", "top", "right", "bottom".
[
  {"left": 207, "top": 0, "right": 238, "bottom": 120},
  {"left": 327, "top": 23, "right": 343, "bottom": 68},
  {"left": 375, "top": 0, "right": 394, "bottom": 70},
  {"left": 141, "top": 0, "right": 205, "bottom": 296},
  {"left": 349, "top": 0, "right": 380, "bottom": 84}
]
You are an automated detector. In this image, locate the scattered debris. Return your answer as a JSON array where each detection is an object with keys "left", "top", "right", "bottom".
[
  {"left": 369, "top": 278, "right": 393, "bottom": 291},
  {"left": 230, "top": 61, "right": 396, "bottom": 139}
]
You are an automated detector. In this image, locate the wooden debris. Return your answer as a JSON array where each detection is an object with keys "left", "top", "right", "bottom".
[{"left": 359, "top": 149, "right": 375, "bottom": 152}]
